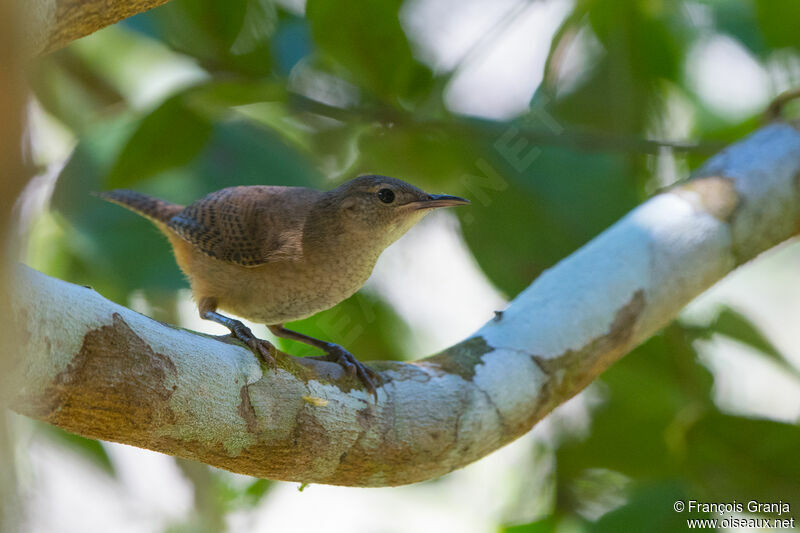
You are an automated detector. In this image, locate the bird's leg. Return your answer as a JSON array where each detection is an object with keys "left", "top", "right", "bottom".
[
  {"left": 268, "top": 324, "right": 379, "bottom": 400},
  {"left": 199, "top": 297, "right": 277, "bottom": 366}
]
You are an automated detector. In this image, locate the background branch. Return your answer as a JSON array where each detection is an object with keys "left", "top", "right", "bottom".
[
  {"left": 7, "top": 123, "right": 800, "bottom": 487},
  {"left": 23, "top": 0, "right": 175, "bottom": 56},
  {"left": 287, "top": 92, "right": 724, "bottom": 154},
  {"left": 1, "top": 1, "right": 30, "bottom": 529}
]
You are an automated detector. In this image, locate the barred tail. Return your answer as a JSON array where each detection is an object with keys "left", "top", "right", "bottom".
[{"left": 94, "top": 190, "right": 183, "bottom": 225}]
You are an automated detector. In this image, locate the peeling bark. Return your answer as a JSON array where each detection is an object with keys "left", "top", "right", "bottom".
[
  {"left": 35, "top": 313, "right": 179, "bottom": 438},
  {"left": 6, "top": 123, "right": 800, "bottom": 487}
]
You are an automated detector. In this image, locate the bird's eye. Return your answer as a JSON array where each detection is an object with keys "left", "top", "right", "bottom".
[{"left": 377, "top": 188, "right": 395, "bottom": 204}]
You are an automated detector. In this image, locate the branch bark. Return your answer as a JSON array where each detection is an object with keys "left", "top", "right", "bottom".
[
  {"left": 23, "top": 0, "right": 175, "bottom": 56},
  {"left": 7, "top": 123, "right": 800, "bottom": 487}
]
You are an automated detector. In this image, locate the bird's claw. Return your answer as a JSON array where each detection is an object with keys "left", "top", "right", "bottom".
[
  {"left": 231, "top": 323, "right": 277, "bottom": 367},
  {"left": 321, "top": 345, "right": 380, "bottom": 402},
  {"left": 251, "top": 338, "right": 277, "bottom": 368}
]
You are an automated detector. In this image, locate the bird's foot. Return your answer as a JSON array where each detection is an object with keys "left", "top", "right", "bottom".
[
  {"left": 309, "top": 344, "right": 380, "bottom": 401},
  {"left": 230, "top": 322, "right": 277, "bottom": 367}
]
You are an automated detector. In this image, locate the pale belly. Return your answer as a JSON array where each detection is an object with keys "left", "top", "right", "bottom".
[{"left": 177, "top": 244, "right": 376, "bottom": 325}]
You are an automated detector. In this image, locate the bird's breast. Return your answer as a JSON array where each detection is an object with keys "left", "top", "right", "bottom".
[{"left": 189, "top": 247, "right": 380, "bottom": 325}]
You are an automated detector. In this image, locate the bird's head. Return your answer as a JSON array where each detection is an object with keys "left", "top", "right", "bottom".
[{"left": 320, "top": 175, "right": 469, "bottom": 247}]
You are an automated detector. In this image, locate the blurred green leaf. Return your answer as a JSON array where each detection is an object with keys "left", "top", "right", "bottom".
[
  {"left": 708, "top": 307, "right": 780, "bottom": 357},
  {"left": 352, "top": 123, "right": 476, "bottom": 189},
  {"left": 556, "top": 325, "right": 713, "bottom": 486},
  {"left": 707, "top": 0, "right": 765, "bottom": 56},
  {"left": 152, "top": 0, "right": 275, "bottom": 75},
  {"left": 106, "top": 79, "right": 288, "bottom": 188},
  {"left": 184, "top": 79, "right": 286, "bottom": 112},
  {"left": 556, "top": 320, "right": 800, "bottom": 521},
  {"left": 589, "top": 481, "right": 704, "bottom": 533},
  {"left": 685, "top": 413, "right": 800, "bottom": 508},
  {"left": 459, "top": 144, "right": 635, "bottom": 297},
  {"left": 501, "top": 515, "right": 571, "bottom": 533},
  {"left": 173, "top": 459, "right": 226, "bottom": 533},
  {"left": 106, "top": 95, "right": 213, "bottom": 188},
  {"left": 230, "top": 0, "right": 277, "bottom": 55},
  {"left": 52, "top": 116, "right": 136, "bottom": 221},
  {"left": 40, "top": 425, "right": 115, "bottom": 476},
  {"left": 49, "top": 115, "right": 186, "bottom": 301},
  {"left": 586, "top": 0, "right": 684, "bottom": 82},
  {"left": 547, "top": 0, "right": 689, "bottom": 135},
  {"left": 705, "top": 306, "right": 800, "bottom": 378},
  {"left": 196, "top": 119, "right": 323, "bottom": 189},
  {"left": 240, "top": 479, "right": 274, "bottom": 508},
  {"left": 755, "top": 0, "right": 800, "bottom": 51},
  {"left": 306, "top": 0, "right": 433, "bottom": 103},
  {"left": 31, "top": 49, "right": 125, "bottom": 133}
]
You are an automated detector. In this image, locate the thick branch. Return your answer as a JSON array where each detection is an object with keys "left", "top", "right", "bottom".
[
  {"left": 7, "top": 123, "right": 800, "bottom": 487},
  {"left": 23, "top": 0, "right": 174, "bottom": 56}
]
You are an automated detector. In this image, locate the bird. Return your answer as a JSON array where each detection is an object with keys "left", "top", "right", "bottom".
[{"left": 96, "top": 175, "right": 469, "bottom": 398}]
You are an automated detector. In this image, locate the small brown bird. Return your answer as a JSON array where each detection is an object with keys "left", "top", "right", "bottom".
[{"left": 97, "top": 175, "right": 469, "bottom": 397}]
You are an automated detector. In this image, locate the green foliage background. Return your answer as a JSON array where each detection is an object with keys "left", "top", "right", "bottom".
[{"left": 24, "top": 0, "right": 800, "bottom": 530}]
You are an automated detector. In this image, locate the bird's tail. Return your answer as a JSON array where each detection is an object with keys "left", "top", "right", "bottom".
[{"left": 94, "top": 190, "right": 183, "bottom": 225}]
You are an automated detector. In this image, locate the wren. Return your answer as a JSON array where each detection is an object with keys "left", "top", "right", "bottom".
[{"left": 97, "top": 175, "right": 469, "bottom": 398}]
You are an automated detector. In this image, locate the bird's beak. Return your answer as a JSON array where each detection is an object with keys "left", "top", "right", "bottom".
[{"left": 409, "top": 194, "right": 470, "bottom": 210}]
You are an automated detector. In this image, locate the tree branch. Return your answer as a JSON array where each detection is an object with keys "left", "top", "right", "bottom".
[
  {"left": 6, "top": 123, "right": 800, "bottom": 487},
  {"left": 1, "top": 2, "right": 31, "bottom": 527},
  {"left": 287, "top": 93, "right": 723, "bottom": 155},
  {"left": 23, "top": 0, "right": 175, "bottom": 56}
]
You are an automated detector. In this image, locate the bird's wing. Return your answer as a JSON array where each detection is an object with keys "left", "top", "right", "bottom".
[{"left": 167, "top": 186, "right": 317, "bottom": 267}]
